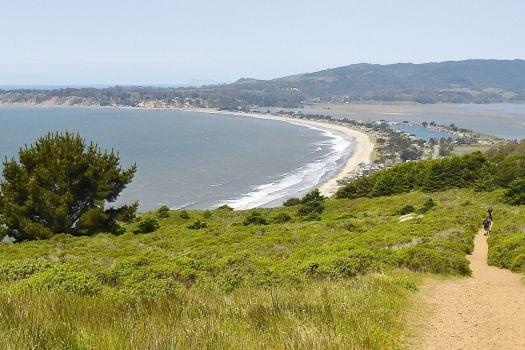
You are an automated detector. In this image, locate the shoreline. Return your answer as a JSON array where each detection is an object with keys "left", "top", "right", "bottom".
[
  {"left": 0, "top": 103, "right": 375, "bottom": 200},
  {"left": 186, "top": 108, "right": 375, "bottom": 198}
]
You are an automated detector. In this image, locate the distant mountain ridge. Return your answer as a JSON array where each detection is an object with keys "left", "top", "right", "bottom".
[
  {"left": 217, "top": 59, "right": 525, "bottom": 105},
  {"left": 1, "top": 60, "right": 524, "bottom": 108},
  {"left": 290, "top": 59, "right": 524, "bottom": 89}
]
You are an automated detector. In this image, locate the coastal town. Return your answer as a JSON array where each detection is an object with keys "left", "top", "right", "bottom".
[{"left": 262, "top": 109, "right": 506, "bottom": 185}]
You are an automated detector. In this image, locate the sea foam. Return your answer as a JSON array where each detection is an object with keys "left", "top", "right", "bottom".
[{"left": 222, "top": 122, "right": 353, "bottom": 209}]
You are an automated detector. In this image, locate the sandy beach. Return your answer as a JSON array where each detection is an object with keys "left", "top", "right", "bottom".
[
  {"left": 190, "top": 108, "right": 375, "bottom": 197},
  {"left": 0, "top": 102, "right": 374, "bottom": 201}
]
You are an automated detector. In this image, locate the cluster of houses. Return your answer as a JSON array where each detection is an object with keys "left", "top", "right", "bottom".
[
  {"left": 136, "top": 97, "right": 206, "bottom": 109},
  {"left": 336, "top": 162, "right": 385, "bottom": 185},
  {"left": 332, "top": 118, "right": 503, "bottom": 184}
]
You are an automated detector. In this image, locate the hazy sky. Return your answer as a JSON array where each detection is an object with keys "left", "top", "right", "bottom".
[{"left": 1, "top": 0, "right": 524, "bottom": 86}]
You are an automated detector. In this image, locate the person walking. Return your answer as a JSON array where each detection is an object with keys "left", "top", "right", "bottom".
[{"left": 483, "top": 207, "right": 494, "bottom": 236}]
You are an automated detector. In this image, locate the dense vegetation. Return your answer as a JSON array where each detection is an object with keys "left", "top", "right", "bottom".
[
  {"left": 0, "top": 189, "right": 493, "bottom": 348},
  {"left": 487, "top": 205, "right": 525, "bottom": 272},
  {"left": 2, "top": 60, "right": 524, "bottom": 108},
  {"left": 483, "top": 141, "right": 525, "bottom": 272},
  {"left": 336, "top": 152, "right": 486, "bottom": 198},
  {"left": 0, "top": 133, "right": 136, "bottom": 241},
  {"left": 336, "top": 148, "right": 525, "bottom": 200}
]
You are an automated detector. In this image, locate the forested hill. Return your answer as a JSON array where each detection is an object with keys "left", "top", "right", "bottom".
[
  {"left": 226, "top": 59, "right": 525, "bottom": 104},
  {"left": 1, "top": 60, "right": 525, "bottom": 108}
]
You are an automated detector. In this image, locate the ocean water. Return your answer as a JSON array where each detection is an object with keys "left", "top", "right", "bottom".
[{"left": 0, "top": 106, "right": 353, "bottom": 211}]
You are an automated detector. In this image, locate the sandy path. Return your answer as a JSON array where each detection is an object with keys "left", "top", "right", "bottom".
[{"left": 410, "top": 229, "right": 525, "bottom": 349}]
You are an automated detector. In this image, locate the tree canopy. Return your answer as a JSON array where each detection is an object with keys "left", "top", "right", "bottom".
[
  {"left": 0, "top": 132, "right": 137, "bottom": 241},
  {"left": 336, "top": 149, "right": 525, "bottom": 201}
]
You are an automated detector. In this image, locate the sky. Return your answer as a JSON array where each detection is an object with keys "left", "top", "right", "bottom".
[{"left": 1, "top": 0, "right": 524, "bottom": 86}]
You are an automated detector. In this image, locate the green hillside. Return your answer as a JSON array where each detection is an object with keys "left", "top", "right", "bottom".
[
  {"left": 1, "top": 186, "right": 524, "bottom": 349},
  {"left": 1, "top": 141, "right": 524, "bottom": 349}
]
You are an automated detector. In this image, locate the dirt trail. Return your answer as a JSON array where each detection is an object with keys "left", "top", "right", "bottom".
[{"left": 410, "top": 229, "right": 525, "bottom": 349}]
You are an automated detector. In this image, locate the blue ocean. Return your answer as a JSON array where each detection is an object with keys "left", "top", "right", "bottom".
[{"left": 0, "top": 106, "right": 353, "bottom": 211}]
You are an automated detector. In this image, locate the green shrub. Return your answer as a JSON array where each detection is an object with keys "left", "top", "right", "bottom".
[
  {"left": 395, "top": 246, "right": 470, "bottom": 275},
  {"left": 298, "top": 201, "right": 325, "bottom": 216},
  {"left": 336, "top": 212, "right": 357, "bottom": 220},
  {"left": 101, "top": 257, "right": 188, "bottom": 297},
  {"left": 331, "top": 252, "right": 380, "bottom": 277},
  {"left": 473, "top": 168, "right": 497, "bottom": 192},
  {"left": 217, "top": 270, "right": 243, "bottom": 292},
  {"left": 336, "top": 152, "right": 489, "bottom": 199},
  {"left": 179, "top": 210, "right": 190, "bottom": 219},
  {"left": 11, "top": 222, "right": 52, "bottom": 240},
  {"left": 418, "top": 198, "right": 436, "bottom": 213},
  {"left": 216, "top": 205, "right": 234, "bottom": 212},
  {"left": 398, "top": 205, "right": 415, "bottom": 215},
  {"left": 23, "top": 264, "right": 101, "bottom": 296},
  {"left": 303, "top": 249, "right": 380, "bottom": 278},
  {"left": 490, "top": 154, "right": 525, "bottom": 187},
  {"left": 158, "top": 205, "right": 170, "bottom": 218},
  {"left": 511, "top": 254, "right": 525, "bottom": 272},
  {"left": 504, "top": 178, "right": 525, "bottom": 205},
  {"left": 243, "top": 211, "right": 268, "bottom": 226},
  {"left": 125, "top": 278, "right": 183, "bottom": 298},
  {"left": 272, "top": 212, "right": 292, "bottom": 223},
  {"left": 134, "top": 218, "right": 160, "bottom": 234},
  {"left": 432, "top": 240, "right": 473, "bottom": 255},
  {"left": 283, "top": 197, "right": 301, "bottom": 206},
  {"left": 284, "top": 190, "right": 326, "bottom": 209},
  {"left": 0, "top": 260, "right": 51, "bottom": 282},
  {"left": 488, "top": 233, "right": 525, "bottom": 272},
  {"left": 203, "top": 210, "right": 212, "bottom": 218},
  {"left": 187, "top": 220, "right": 208, "bottom": 230},
  {"left": 300, "top": 189, "right": 326, "bottom": 203}
]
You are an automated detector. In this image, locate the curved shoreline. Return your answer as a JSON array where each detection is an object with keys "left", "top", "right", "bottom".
[
  {"left": 186, "top": 108, "right": 374, "bottom": 198},
  {"left": 0, "top": 103, "right": 374, "bottom": 203}
]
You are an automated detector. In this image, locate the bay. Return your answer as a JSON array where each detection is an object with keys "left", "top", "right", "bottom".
[{"left": 0, "top": 106, "right": 353, "bottom": 211}]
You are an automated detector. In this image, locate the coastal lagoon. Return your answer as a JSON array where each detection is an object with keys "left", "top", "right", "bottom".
[
  {"left": 261, "top": 103, "right": 525, "bottom": 140},
  {"left": 0, "top": 106, "right": 353, "bottom": 210},
  {"left": 394, "top": 123, "right": 456, "bottom": 141}
]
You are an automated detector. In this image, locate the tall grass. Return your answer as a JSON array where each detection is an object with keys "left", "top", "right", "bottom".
[{"left": 0, "top": 274, "right": 417, "bottom": 349}]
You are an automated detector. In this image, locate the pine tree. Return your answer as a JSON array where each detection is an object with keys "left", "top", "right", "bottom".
[
  {"left": 504, "top": 178, "right": 525, "bottom": 205},
  {"left": 472, "top": 165, "right": 496, "bottom": 192},
  {"left": 0, "top": 132, "right": 137, "bottom": 241}
]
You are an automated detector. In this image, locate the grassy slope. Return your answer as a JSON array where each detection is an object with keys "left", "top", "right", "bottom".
[{"left": 0, "top": 189, "right": 512, "bottom": 349}]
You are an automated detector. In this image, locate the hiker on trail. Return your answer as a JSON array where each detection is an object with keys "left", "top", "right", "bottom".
[{"left": 483, "top": 207, "right": 493, "bottom": 236}]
